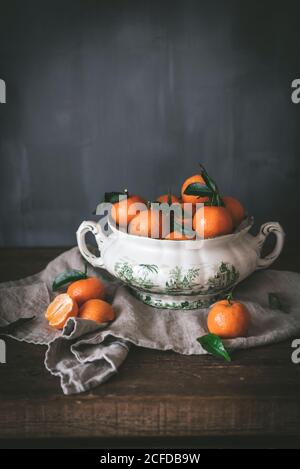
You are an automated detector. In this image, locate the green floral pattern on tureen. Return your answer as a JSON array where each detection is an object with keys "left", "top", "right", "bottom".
[{"left": 114, "top": 260, "right": 239, "bottom": 295}]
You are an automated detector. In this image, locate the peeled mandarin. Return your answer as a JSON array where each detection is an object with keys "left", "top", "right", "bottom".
[{"left": 46, "top": 293, "right": 78, "bottom": 330}]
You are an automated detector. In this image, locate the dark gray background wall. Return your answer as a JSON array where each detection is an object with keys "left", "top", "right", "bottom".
[{"left": 0, "top": 0, "right": 300, "bottom": 246}]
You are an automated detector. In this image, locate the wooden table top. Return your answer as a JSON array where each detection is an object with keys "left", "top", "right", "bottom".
[{"left": 0, "top": 246, "right": 300, "bottom": 446}]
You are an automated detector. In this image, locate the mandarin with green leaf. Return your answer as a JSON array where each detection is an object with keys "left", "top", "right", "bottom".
[{"left": 181, "top": 174, "right": 210, "bottom": 204}]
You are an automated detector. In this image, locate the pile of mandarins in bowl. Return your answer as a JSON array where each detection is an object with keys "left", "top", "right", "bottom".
[
  {"left": 45, "top": 166, "right": 249, "bottom": 345},
  {"left": 107, "top": 164, "right": 246, "bottom": 240}
]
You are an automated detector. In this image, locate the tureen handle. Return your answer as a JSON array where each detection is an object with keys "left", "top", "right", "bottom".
[
  {"left": 255, "top": 222, "right": 285, "bottom": 270},
  {"left": 76, "top": 220, "right": 107, "bottom": 268}
]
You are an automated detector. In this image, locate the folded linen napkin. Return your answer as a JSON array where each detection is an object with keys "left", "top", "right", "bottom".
[{"left": 0, "top": 247, "right": 300, "bottom": 395}]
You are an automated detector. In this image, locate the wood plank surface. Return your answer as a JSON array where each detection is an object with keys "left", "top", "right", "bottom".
[{"left": 0, "top": 246, "right": 300, "bottom": 441}]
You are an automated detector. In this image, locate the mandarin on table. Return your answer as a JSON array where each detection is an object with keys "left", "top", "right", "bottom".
[
  {"left": 207, "top": 298, "right": 250, "bottom": 339},
  {"left": 45, "top": 293, "right": 78, "bottom": 330},
  {"left": 67, "top": 277, "right": 105, "bottom": 306},
  {"left": 222, "top": 196, "right": 245, "bottom": 228},
  {"left": 193, "top": 205, "right": 233, "bottom": 239},
  {"left": 111, "top": 195, "right": 146, "bottom": 227},
  {"left": 181, "top": 174, "right": 209, "bottom": 204},
  {"left": 79, "top": 299, "right": 115, "bottom": 324}
]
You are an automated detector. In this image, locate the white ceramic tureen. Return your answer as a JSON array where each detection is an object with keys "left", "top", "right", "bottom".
[{"left": 76, "top": 217, "right": 284, "bottom": 309}]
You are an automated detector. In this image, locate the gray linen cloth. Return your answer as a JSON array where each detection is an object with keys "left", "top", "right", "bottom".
[{"left": 0, "top": 247, "right": 300, "bottom": 395}]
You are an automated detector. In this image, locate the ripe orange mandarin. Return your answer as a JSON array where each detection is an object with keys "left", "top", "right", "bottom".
[
  {"left": 207, "top": 299, "right": 250, "bottom": 339},
  {"left": 128, "top": 208, "right": 167, "bottom": 238},
  {"left": 193, "top": 205, "right": 233, "bottom": 239},
  {"left": 111, "top": 195, "right": 146, "bottom": 227},
  {"left": 67, "top": 277, "right": 105, "bottom": 306},
  {"left": 79, "top": 299, "right": 115, "bottom": 324},
  {"left": 222, "top": 196, "right": 245, "bottom": 228},
  {"left": 181, "top": 174, "right": 210, "bottom": 204}
]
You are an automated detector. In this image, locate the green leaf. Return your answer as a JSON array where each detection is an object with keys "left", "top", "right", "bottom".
[
  {"left": 197, "top": 333, "right": 231, "bottom": 362},
  {"left": 93, "top": 191, "right": 128, "bottom": 214},
  {"left": 199, "top": 164, "right": 217, "bottom": 193},
  {"left": 268, "top": 292, "right": 285, "bottom": 312},
  {"left": 184, "top": 182, "right": 213, "bottom": 197},
  {"left": 210, "top": 192, "right": 217, "bottom": 206},
  {"left": 198, "top": 164, "right": 224, "bottom": 207},
  {"left": 104, "top": 191, "right": 128, "bottom": 204},
  {"left": 212, "top": 193, "right": 225, "bottom": 207},
  {"left": 52, "top": 269, "right": 88, "bottom": 291},
  {"left": 217, "top": 195, "right": 225, "bottom": 207}
]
